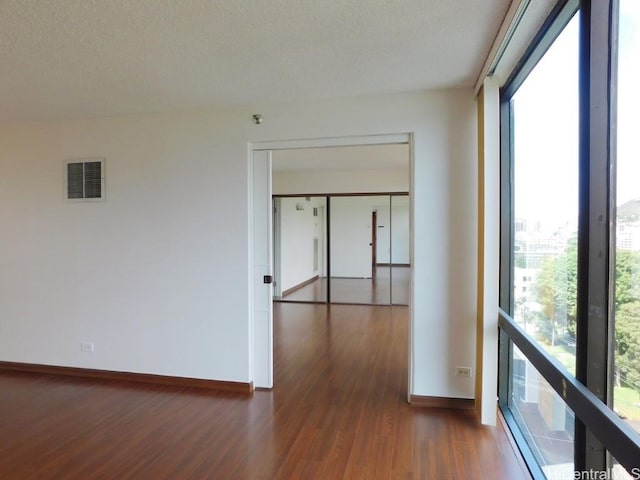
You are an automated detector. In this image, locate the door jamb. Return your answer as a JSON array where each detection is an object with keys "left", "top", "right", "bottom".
[{"left": 371, "top": 210, "right": 377, "bottom": 277}]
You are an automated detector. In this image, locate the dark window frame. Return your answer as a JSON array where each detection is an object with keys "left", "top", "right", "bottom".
[{"left": 498, "top": 0, "right": 640, "bottom": 476}]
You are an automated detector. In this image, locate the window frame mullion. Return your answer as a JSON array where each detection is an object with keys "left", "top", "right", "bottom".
[{"left": 575, "top": 0, "right": 617, "bottom": 472}]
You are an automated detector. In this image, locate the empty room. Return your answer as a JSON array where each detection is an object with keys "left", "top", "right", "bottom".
[{"left": 1, "top": 0, "right": 638, "bottom": 479}]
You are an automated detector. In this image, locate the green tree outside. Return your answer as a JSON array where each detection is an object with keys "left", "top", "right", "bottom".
[
  {"left": 614, "top": 250, "right": 640, "bottom": 393},
  {"left": 532, "top": 242, "right": 578, "bottom": 343},
  {"left": 531, "top": 246, "right": 640, "bottom": 398}
]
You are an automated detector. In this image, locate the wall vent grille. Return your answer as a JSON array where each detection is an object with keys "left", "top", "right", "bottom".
[{"left": 66, "top": 158, "right": 105, "bottom": 201}]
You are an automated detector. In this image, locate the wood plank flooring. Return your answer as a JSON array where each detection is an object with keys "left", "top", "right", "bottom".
[{"left": 0, "top": 303, "right": 530, "bottom": 479}]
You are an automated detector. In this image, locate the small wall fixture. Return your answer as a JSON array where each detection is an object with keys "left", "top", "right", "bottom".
[{"left": 252, "top": 114, "right": 263, "bottom": 125}]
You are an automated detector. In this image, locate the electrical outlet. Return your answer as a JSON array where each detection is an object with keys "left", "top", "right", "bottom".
[
  {"left": 455, "top": 366, "right": 472, "bottom": 378},
  {"left": 81, "top": 342, "right": 94, "bottom": 353}
]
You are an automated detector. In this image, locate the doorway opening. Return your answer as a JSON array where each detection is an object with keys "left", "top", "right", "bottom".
[{"left": 250, "top": 135, "right": 412, "bottom": 390}]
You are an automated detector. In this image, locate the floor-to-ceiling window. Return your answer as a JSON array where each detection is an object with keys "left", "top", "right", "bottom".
[
  {"left": 612, "top": 0, "right": 640, "bottom": 471},
  {"left": 508, "top": 11, "right": 579, "bottom": 475},
  {"left": 499, "top": 0, "right": 640, "bottom": 478}
]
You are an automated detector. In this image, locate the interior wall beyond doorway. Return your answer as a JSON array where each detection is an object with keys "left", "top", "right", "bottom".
[
  {"left": 272, "top": 144, "right": 410, "bottom": 196},
  {"left": 277, "top": 196, "right": 326, "bottom": 294},
  {"left": 271, "top": 143, "right": 410, "bottom": 306}
]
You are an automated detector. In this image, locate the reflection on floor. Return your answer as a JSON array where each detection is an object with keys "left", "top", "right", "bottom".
[{"left": 278, "top": 266, "right": 409, "bottom": 305}]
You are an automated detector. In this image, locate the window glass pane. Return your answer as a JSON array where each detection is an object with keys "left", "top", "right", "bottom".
[
  {"left": 512, "top": 14, "right": 579, "bottom": 375},
  {"left": 614, "top": 0, "right": 640, "bottom": 433},
  {"left": 510, "top": 345, "right": 575, "bottom": 478},
  {"left": 609, "top": 454, "right": 637, "bottom": 480}
]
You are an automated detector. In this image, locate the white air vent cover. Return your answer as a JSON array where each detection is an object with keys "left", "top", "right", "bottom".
[{"left": 65, "top": 158, "right": 105, "bottom": 201}]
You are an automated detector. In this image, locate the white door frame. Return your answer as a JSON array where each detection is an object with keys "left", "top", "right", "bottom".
[
  {"left": 272, "top": 197, "right": 283, "bottom": 298},
  {"left": 250, "top": 150, "right": 273, "bottom": 389},
  {"left": 249, "top": 133, "right": 414, "bottom": 393}
]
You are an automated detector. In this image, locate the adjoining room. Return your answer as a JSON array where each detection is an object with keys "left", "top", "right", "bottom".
[{"left": 271, "top": 144, "right": 410, "bottom": 306}]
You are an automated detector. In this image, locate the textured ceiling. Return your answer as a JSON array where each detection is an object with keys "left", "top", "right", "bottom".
[{"left": 0, "top": 0, "right": 510, "bottom": 122}]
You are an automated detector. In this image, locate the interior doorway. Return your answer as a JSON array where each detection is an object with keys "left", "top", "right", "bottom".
[
  {"left": 268, "top": 141, "right": 411, "bottom": 306},
  {"left": 250, "top": 134, "right": 412, "bottom": 390}
]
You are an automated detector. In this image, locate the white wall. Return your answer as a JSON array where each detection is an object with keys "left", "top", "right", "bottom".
[
  {"left": 392, "top": 203, "right": 410, "bottom": 264},
  {"left": 475, "top": 78, "right": 500, "bottom": 424},
  {"left": 0, "top": 112, "right": 251, "bottom": 382},
  {"left": 375, "top": 198, "right": 410, "bottom": 265},
  {"left": 279, "top": 197, "right": 323, "bottom": 292},
  {"left": 376, "top": 203, "right": 392, "bottom": 263},
  {"left": 330, "top": 196, "right": 374, "bottom": 278},
  {"left": 0, "top": 89, "right": 478, "bottom": 400},
  {"left": 273, "top": 167, "right": 408, "bottom": 195}
]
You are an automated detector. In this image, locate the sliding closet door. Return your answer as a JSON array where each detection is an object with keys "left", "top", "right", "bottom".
[
  {"left": 273, "top": 196, "right": 327, "bottom": 303},
  {"left": 273, "top": 193, "right": 409, "bottom": 306},
  {"left": 330, "top": 195, "right": 391, "bottom": 305},
  {"left": 390, "top": 195, "right": 410, "bottom": 305}
]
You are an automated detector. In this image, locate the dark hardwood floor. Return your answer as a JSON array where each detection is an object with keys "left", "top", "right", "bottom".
[{"left": 0, "top": 303, "right": 530, "bottom": 479}]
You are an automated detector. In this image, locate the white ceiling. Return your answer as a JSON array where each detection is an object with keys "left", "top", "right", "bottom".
[
  {"left": 0, "top": 0, "right": 511, "bottom": 122},
  {"left": 272, "top": 144, "right": 409, "bottom": 172}
]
